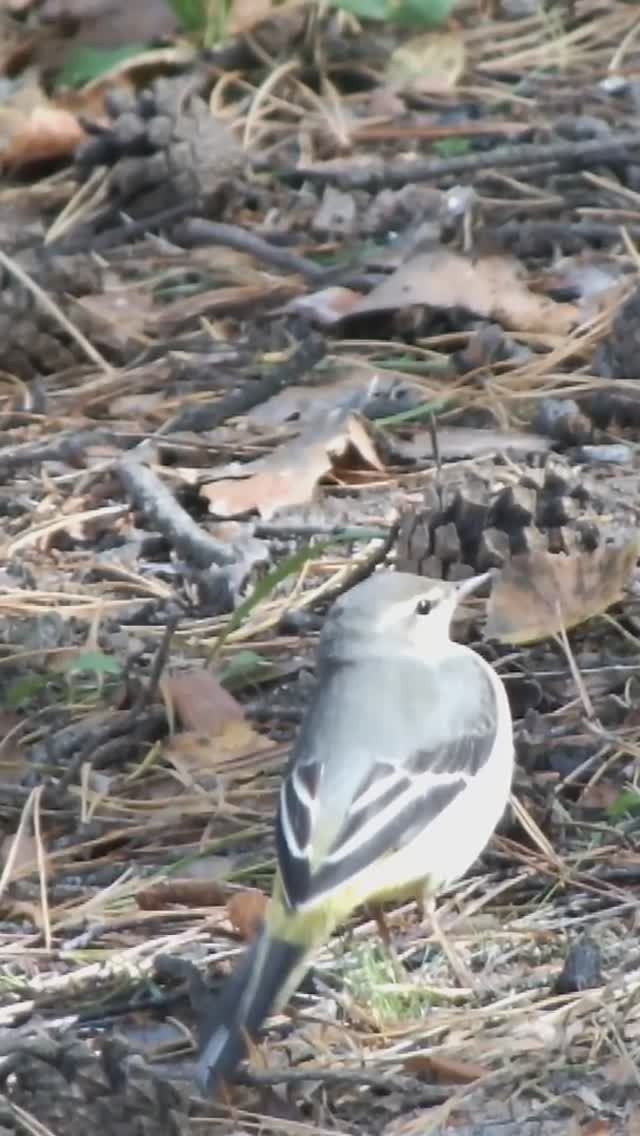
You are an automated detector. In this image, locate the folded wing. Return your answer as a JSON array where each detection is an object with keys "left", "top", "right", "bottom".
[{"left": 276, "top": 652, "right": 498, "bottom": 911}]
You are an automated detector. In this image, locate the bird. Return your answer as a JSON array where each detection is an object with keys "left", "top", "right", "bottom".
[{"left": 196, "top": 569, "right": 514, "bottom": 1096}]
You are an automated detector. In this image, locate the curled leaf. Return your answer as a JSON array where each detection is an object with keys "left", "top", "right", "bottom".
[{"left": 485, "top": 533, "right": 640, "bottom": 645}]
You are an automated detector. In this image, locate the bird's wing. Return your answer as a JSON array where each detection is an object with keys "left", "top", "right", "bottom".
[{"left": 276, "top": 652, "right": 499, "bottom": 911}]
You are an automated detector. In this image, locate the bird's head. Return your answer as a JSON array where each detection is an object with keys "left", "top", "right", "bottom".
[{"left": 321, "top": 570, "right": 493, "bottom": 659}]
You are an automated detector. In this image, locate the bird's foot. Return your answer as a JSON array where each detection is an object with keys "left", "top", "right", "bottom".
[
  {"left": 366, "top": 902, "right": 406, "bottom": 982},
  {"left": 421, "top": 896, "right": 477, "bottom": 993}
]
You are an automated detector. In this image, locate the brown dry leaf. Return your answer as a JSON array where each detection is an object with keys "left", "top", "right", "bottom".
[
  {"left": 580, "top": 1123, "right": 611, "bottom": 1136},
  {"left": 386, "top": 30, "right": 466, "bottom": 95},
  {"left": 285, "top": 286, "right": 363, "bottom": 326},
  {"left": 137, "top": 880, "right": 228, "bottom": 910},
  {"left": 227, "top": 890, "right": 267, "bottom": 941},
  {"left": 0, "top": 101, "right": 85, "bottom": 168},
  {"left": 166, "top": 719, "right": 274, "bottom": 778},
  {"left": 485, "top": 534, "right": 640, "bottom": 645},
  {"left": 167, "top": 669, "right": 245, "bottom": 734},
  {"left": 403, "top": 1053, "right": 489, "bottom": 1084},
  {"left": 350, "top": 247, "right": 578, "bottom": 335},
  {"left": 201, "top": 411, "right": 384, "bottom": 519}
]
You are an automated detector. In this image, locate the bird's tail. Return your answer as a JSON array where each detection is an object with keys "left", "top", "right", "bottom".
[{"left": 195, "top": 927, "right": 306, "bottom": 1096}]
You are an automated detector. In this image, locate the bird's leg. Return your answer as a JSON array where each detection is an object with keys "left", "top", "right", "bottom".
[
  {"left": 422, "top": 893, "right": 476, "bottom": 992},
  {"left": 366, "top": 902, "right": 405, "bottom": 981}
]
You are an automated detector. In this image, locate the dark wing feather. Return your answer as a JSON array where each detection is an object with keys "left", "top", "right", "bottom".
[
  {"left": 276, "top": 652, "right": 498, "bottom": 911},
  {"left": 309, "top": 777, "right": 466, "bottom": 901}
]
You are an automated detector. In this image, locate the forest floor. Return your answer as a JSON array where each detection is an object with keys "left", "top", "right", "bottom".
[{"left": 1, "top": 1, "right": 640, "bottom": 1133}]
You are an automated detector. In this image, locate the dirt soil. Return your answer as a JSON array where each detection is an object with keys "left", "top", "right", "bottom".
[{"left": 2, "top": 1, "right": 640, "bottom": 1134}]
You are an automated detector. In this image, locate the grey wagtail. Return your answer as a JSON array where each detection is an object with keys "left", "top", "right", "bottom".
[{"left": 196, "top": 569, "right": 514, "bottom": 1095}]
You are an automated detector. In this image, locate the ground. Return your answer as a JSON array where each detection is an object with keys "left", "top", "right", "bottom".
[{"left": 0, "top": 1, "right": 640, "bottom": 1133}]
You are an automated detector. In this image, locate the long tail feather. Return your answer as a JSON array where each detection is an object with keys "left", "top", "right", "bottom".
[{"left": 195, "top": 930, "right": 306, "bottom": 1096}]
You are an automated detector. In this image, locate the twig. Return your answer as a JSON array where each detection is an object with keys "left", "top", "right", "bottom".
[
  {"left": 177, "top": 218, "right": 329, "bottom": 281},
  {"left": 47, "top": 201, "right": 194, "bottom": 255},
  {"left": 288, "top": 131, "right": 640, "bottom": 190},
  {"left": 231, "top": 1064, "right": 451, "bottom": 1101},
  {"left": 317, "top": 520, "right": 400, "bottom": 607},
  {"left": 175, "top": 218, "right": 380, "bottom": 292},
  {"left": 116, "top": 456, "right": 236, "bottom": 569},
  {"left": 553, "top": 611, "right": 595, "bottom": 721},
  {"left": 0, "top": 789, "right": 37, "bottom": 904},
  {"left": 33, "top": 787, "right": 51, "bottom": 952},
  {"left": 162, "top": 333, "right": 326, "bottom": 433}
]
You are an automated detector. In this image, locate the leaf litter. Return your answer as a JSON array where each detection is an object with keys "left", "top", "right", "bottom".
[{"left": 2, "top": 1, "right": 640, "bottom": 1134}]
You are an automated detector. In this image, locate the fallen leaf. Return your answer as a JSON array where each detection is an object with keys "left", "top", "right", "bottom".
[
  {"left": 285, "top": 286, "right": 363, "bottom": 326},
  {"left": 350, "top": 247, "right": 578, "bottom": 335},
  {"left": 0, "top": 102, "right": 85, "bottom": 167},
  {"left": 227, "top": 889, "right": 267, "bottom": 940},
  {"left": 201, "top": 410, "right": 384, "bottom": 520},
  {"left": 137, "top": 880, "right": 228, "bottom": 910},
  {"left": 167, "top": 669, "right": 245, "bottom": 735},
  {"left": 485, "top": 533, "right": 640, "bottom": 645},
  {"left": 386, "top": 30, "right": 465, "bottom": 94},
  {"left": 247, "top": 366, "right": 405, "bottom": 428},
  {"left": 580, "top": 1119, "right": 610, "bottom": 1136},
  {"left": 166, "top": 720, "right": 275, "bottom": 779},
  {"left": 403, "top": 1053, "right": 489, "bottom": 1084}
]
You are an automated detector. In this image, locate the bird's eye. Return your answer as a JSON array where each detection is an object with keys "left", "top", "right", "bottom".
[{"left": 415, "top": 598, "right": 433, "bottom": 616}]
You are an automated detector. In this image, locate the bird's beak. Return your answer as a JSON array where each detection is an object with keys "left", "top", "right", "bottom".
[{"left": 453, "top": 570, "right": 494, "bottom": 602}]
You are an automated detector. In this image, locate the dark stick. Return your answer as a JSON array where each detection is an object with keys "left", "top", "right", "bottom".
[
  {"left": 163, "top": 333, "right": 327, "bottom": 433},
  {"left": 175, "top": 218, "right": 380, "bottom": 292},
  {"left": 231, "top": 1064, "right": 451, "bottom": 1101},
  {"left": 286, "top": 131, "right": 640, "bottom": 190},
  {"left": 116, "top": 456, "right": 236, "bottom": 569}
]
